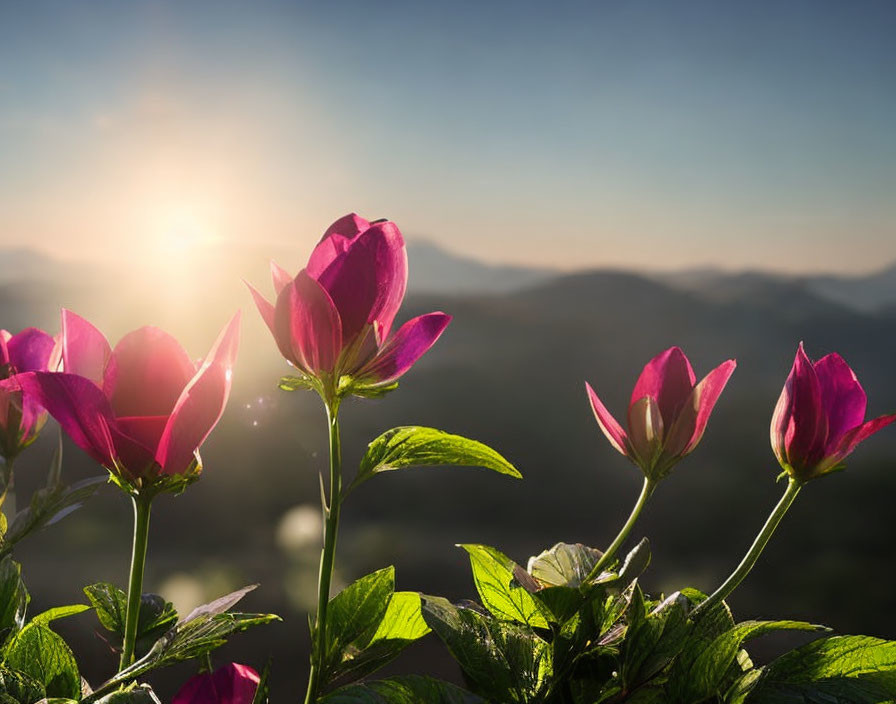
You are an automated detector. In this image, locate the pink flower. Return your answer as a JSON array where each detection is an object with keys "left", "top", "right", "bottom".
[
  {"left": 173, "top": 663, "right": 260, "bottom": 704},
  {"left": 771, "top": 343, "right": 896, "bottom": 482},
  {"left": 12, "top": 310, "right": 240, "bottom": 484},
  {"left": 247, "top": 214, "right": 451, "bottom": 398},
  {"left": 587, "top": 347, "right": 736, "bottom": 481},
  {"left": 0, "top": 327, "right": 57, "bottom": 460}
]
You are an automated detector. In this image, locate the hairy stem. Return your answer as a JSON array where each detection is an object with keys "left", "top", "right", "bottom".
[
  {"left": 692, "top": 477, "right": 802, "bottom": 619},
  {"left": 304, "top": 401, "right": 342, "bottom": 704},
  {"left": 120, "top": 492, "right": 152, "bottom": 670},
  {"left": 585, "top": 477, "right": 655, "bottom": 583}
]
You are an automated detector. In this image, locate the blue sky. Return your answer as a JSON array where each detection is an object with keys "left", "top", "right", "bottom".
[{"left": 1, "top": 0, "right": 894, "bottom": 273}]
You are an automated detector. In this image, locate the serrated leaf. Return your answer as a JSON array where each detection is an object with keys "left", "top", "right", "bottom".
[
  {"left": 319, "top": 675, "right": 486, "bottom": 704},
  {"left": 0, "top": 666, "right": 46, "bottom": 703},
  {"left": 86, "top": 586, "right": 279, "bottom": 698},
  {"left": 621, "top": 592, "right": 692, "bottom": 689},
  {"left": 422, "top": 596, "right": 552, "bottom": 703},
  {"left": 352, "top": 426, "right": 521, "bottom": 492},
  {"left": 330, "top": 592, "right": 432, "bottom": 685},
  {"left": 460, "top": 544, "right": 549, "bottom": 628},
  {"left": 1, "top": 476, "right": 105, "bottom": 557},
  {"left": 527, "top": 542, "right": 602, "bottom": 589},
  {"left": 0, "top": 557, "right": 28, "bottom": 646},
  {"left": 4, "top": 623, "right": 80, "bottom": 699},
  {"left": 322, "top": 567, "right": 395, "bottom": 682},
  {"left": 83, "top": 584, "right": 177, "bottom": 658},
  {"left": 31, "top": 604, "right": 90, "bottom": 626},
  {"left": 739, "top": 635, "right": 896, "bottom": 703},
  {"left": 671, "top": 618, "right": 826, "bottom": 703}
]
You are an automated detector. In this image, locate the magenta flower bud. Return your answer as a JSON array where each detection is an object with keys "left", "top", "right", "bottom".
[
  {"left": 172, "top": 663, "right": 260, "bottom": 704},
  {"left": 771, "top": 343, "right": 896, "bottom": 483},
  {"left": 0, "top": 327, "right": 57, "bottom": 460},
  {"left": 586, "top": 347, "right": 736, "bottom": 481},
  {"left": 11, "top": 309, "right": 240, "bottom": 485},
  {"left": 247, "top": 214, "right": 451, "bottom": 398}
]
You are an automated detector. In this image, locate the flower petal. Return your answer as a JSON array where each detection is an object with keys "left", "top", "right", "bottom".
[
  {"left": 270, "top": 260, "right": 293, "bottom": 296},
  {"left": 627, "top": 395, "right": 664, "bottom": 472},
  {"left": 274, "top": 271, "right": 342, "bottom": 374},
  {"left": 355, "top": 312, "right": 451, "bottom": 384},
  {"left": 61, "top": 309, "right": 111, "bottom": 385},
  {"left": 586, "top": 381, "right": 629, "bottom": 457},
  {"left": 7, "top": 328, "right": 56, "bottom": 373},
  {"left": 245, "top": 280, "right": 276, "bottom": 334},
  {"left": 663, "top": 359, "right": 736, "bottom": 458},
  {"left": 305, "top": 213, "right": 372, "bottom": 279},
  {"left": 827, "top": 413, "right": 896, "bottom": 467},
  {"left": 314, "top": 220, "right": 408, "bottom": 342},
  {"left": 111, "top": 416, "right": 168, "bottom": 478},
  {"left": 173, "top": 663, "right": 260, "bottom": 704},
  {"left": 103, "top": 327, "right": 196, "bottom": 418},
  {"left": 814, "top": 353, "right": 867, "bottom": 451},
  {"left": 11, "top": 371, "right": 116, "bottom": 467},
  {"left": 630, "top": 347, "right": 696, "bottom": 427},
  {"left": 155, "top": 313, "right": 241, "bottom": 475}
]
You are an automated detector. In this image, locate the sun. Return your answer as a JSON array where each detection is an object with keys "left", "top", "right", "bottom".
[{"left": 154, "top": 205, "right": 219, "bottom": 255}]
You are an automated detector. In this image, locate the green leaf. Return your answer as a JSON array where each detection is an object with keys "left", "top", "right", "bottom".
[
  {"left": 329, "top": 591, "right": 432, "bottom": 685},
  {"left": 1, "top": 476, "right": 106, "bottom": 557},
  {"left": 4, "top": 623, "right": 80, "bottom": 699},
  {"left": 0, "top": 666, "right": 45, "bottom": 703},
  {"left": 422, "top": 596, "right": 552, "bottom": 703},
  {"left": 87, "top": 585, "right": 279, "bottom": 697},
  {"left": 0, "top": 557, "right": 28, "bottom": 647},
  {"left": 251, "top": 660, "right": 272, "bottom": 704},
  {"left": 621, "top": 592, "right": 692, "bottom": 689},
  {"left": 670, "top": 618, "right": 826, "bottom": 703},
  {"left": 352, "top": 426, "right": 521, "bottom": 492},
  {"left": 30, "top": 605, "right": 90, "bottom": 626},
  {"left": 319, "top": 675, "right": 486, "bottom": 704},
  {"left": 460, "top": 544, "right": 549, "bottom": 628},
  {"left": 616, "top": 539, "right": 651, "bottom": 585},
  {"left": 738, "top": 635, "right": 896, "bottom": 703},
  {"left": 322, "top": 567, "right": 395, "bottom": 682},
  {"left": 83, "top": 584, "right": 178, "bottom": 658},
  {"left": 527, "top": 542, "right": 602, "bottom": 588}
]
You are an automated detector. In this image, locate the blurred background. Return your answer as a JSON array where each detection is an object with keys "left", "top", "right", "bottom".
[{"left": 2, "top": 0, "right": 896, "bottom": 700}]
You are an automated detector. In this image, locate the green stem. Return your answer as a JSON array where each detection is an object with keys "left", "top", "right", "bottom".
[
  {"left": 692, "top": 477, "right": 802, "bottom": 620},
  {"left": 304, "top": 401, "right": 342, "bottom": 704},
  {"left": 585, "top": 477, "right": 655, "bottom": 583},
  {"left": 1, "top": 456, "right": 15, "bottom": 519},
  {"left": 120, "top": 492, "right": 152, "bottom": 670}
]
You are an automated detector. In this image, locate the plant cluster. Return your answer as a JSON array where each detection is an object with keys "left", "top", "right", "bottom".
[{"left": 0, "top": 214, "right": 894, "bottom": 703}]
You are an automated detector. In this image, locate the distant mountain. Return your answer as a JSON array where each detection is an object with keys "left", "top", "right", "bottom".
[
  {"left": 405, "top": 240, "right": 554, "bottom": 294},
  {"left": 655, "top": 262, "right": 896, "bottom": 314}
]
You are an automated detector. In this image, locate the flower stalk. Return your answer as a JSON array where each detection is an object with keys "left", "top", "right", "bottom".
[
  {"left": 120, "top": 491, "right": 153, "bottom": 670},
  {"left": 304, "top": 399, "right": 342, "bottom": 704},
  {"left": 586, "top": 477, "right": 655, "bottom": 582},
  {"left": 692, "top": 477, "right": 802, "bottom": 619}
]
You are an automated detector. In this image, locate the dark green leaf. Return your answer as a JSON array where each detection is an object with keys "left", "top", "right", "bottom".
[
  {"left": 0, "top": 666, "right": 45, "bottom": 703},
  {"left": 352, "top": 426, "right": 521, "bottom": 492},
  {"left": 422, "top": 596, "right": 551, "bottom": 703},
  {"left": 670, "top": 618, "right": 825, "bottom": 703},
  {"left": 738, "top": 635, "right": 896, "bottom": 703},
  {"left": 527, "top": 542, "right": 602, "bottom": 588},
  {"left": 460, "top": 545, "right": 548, "bottom": 628},
  {"left": 251, "top": 660, "right": 271, "bottom": 704},
  {"left": 319, "top": 675, "right": 486, "bottom": 704},
  {"left": 621, "top": 592, "right": 692, "bottom": 689},
  {"left": 83, "top": 585, "right": 177, "bottom": 658},
  {"left": 616, "top": 539, "right": 651, "bottom": 585},
  {"left": 4, "top": 623, "right": 80, "bottom": 699},
  {"left": 0, "top": 557, "right": 28, "bottom": 647}
]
